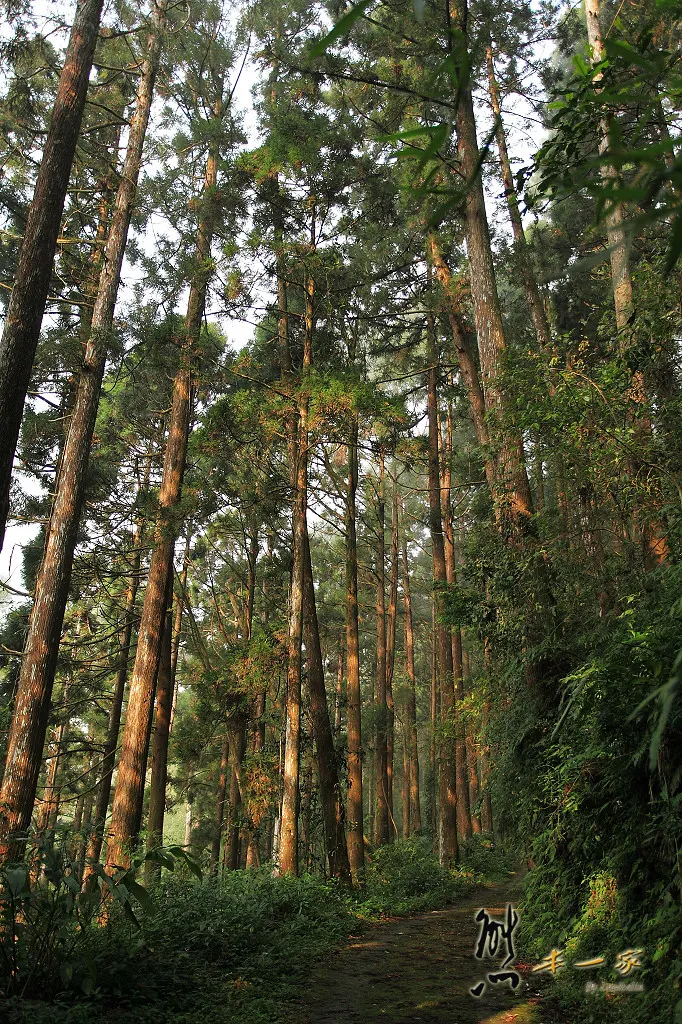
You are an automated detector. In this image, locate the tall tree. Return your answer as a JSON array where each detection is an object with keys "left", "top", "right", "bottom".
[
  {"left": 0, "top": 0, "right": 106, "bottom": 549},
  {"left": 0, "top": 10, "right": 166, "bottom": 862}
]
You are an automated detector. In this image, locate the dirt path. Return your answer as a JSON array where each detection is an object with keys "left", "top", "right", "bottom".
[{"left": 297, "top": 880, "right": 547, "bottom": 1024}]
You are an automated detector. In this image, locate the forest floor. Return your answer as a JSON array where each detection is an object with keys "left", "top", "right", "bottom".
[{"left": 296, "top": 878, "right": 564, "bottom": 1024}]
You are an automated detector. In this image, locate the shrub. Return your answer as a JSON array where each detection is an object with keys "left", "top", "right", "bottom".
[{"left": 360, "top": 836, "right": 479, "bottom": 916}]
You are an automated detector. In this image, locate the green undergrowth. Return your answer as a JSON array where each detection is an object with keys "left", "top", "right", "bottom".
[{"left": 2, "top": 835, "right": 490, "bottom": 1024}]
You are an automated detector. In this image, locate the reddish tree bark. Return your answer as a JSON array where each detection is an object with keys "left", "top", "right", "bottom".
[
  {"left": 145, "top": 600, "right": 173, "bottom": 881},
  {"left": 426, "top": 311, "right": 458, "bottom": 864},
  {"left": 373, "top": 451, "right": 389, "bottom": 848},
  {"left": 400, "top": 509, "right": 421, "bottom": 835},
  {"left": 105, "top": 100, "right": 220, "bottom": 872},
  {"left": 0, "top": 0, "right": 106, "bottom": 549},
  {"left": 302, "top": 530, "right": 352, "bottom": 884},
  {"left": 345, "top": 402, "right": 364, "bottom": 881},
  {"left": 0, "top": 11, "right": 166, "bottom": 864}
]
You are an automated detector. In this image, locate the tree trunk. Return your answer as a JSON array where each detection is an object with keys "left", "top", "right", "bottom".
[
  {"left": 385, "top": 474, "right": 399, "bottom": 839},
  {"left": 400, "top": 514, "right": 421, "bottom": 835},
  {"left": 35, "top": 705, "right": 69, "bottom": 837},
  {"left": 334, "top": 646, "right": 344, "bottom": 735},
  {"left": 210, "top": 733, "right": 230, "bottom": 874},
  {"left": 345, "top": 403, "right": 364, "bottom": 881},
  {"left": 105, "top": 101, "right": 219, "bottom": 872},
  {"left": 441, "top": 408, "right": 472, "bottom": 842},
  {"left": 373, "top": 451, "right": 389, "bottom": 848},
  {"left": 0, "top": 0, "right": 106, "bottom": 548},
  {"left": 302, "top": 529, "right": 352, "bottom": 884},
  {"left": 449, "top": 0, "right": 535, "bottom": 527},
  {"left": 0, "top": 12, "right": 166, "bottom": 864},
  {"left": 426, "top": 311, "right": 458, "bottom": 864},
  {"left": 584, "top": 0, "right": 634, "bottom": 339},
  {"left": 429, "top": 600, "right": 438, "bottom": 846},
  {"left": 82, "top": 478, "right": 149, "bottom": 889},
  {"left": 461, "top": 646, "right": 481, "bottom": 834},
  {"left": 144, "top": 599, "right": 173, "bottom": 881},
  {"left": 279, "top": 264, "right": 314, "bottom": 876},
  {"left": 226, "top": 724, "right": 246, "bottom": 871}
]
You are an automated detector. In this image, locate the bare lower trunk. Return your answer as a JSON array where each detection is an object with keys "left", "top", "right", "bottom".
[
  {"left": 35, "top": 705, "right": 69, "bottom": 837},
  {"left": 440, "top": 412, "right": 471, "bottom": 841},
  {"left": 279, "top": 268, "right": 313, "bottom": 876},
  {"left": 302, "top": 529, "right": 352, "bottom": 883},
  {"left": 401, "top": 518, "right": 421, "bottom": 835},
  {"left": 345, "top": 408, "right": 364, "bottom": 880},
  {"left": 429, "top": 601, "right": 438, "bottom": 846},
  {"left": 373, "top": 451, "right": 389, "bottom": 848},
  {"left": 145, "top": 600, "right": 173, "bottom": 881},
  {"left": 385, "top": 476, "right": 399, "bottom": 839},
  {"left": 210, "top": 734, "right": 229, "bottom": 874},
  {"left": 226, "top": 724, "right": 246, "bottom": 871},
  {"left": 462, "top": 648, "right": 481, "bottom": 834},
  {"left": 426, "top": 312, "right": 458, "bottom": 864}
]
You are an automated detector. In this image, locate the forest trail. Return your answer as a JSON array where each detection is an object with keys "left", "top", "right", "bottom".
[{"left": 297, "top": 879, "right": 551, "bottom": 1024}]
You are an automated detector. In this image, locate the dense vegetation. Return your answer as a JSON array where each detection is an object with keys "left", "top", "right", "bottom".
[{"left": 0, "top": 0, "right": 680, "bottom": 1020}]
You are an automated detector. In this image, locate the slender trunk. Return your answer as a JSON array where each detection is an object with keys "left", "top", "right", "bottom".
[
  {"left": 0, "top": 0, "right": 106, "bottom": 547},
  {"left": 0, "top": 12, "right": 165, "bottom": 864},
  {"left": 426, "top": 311, "right": 458, "bottom": 864},
  {"left": 35, "top": 710, "right": 69, "bottom": 836},
  {"left": 77, "top": 785, "right": 95, "bottom": 878},
  {"left": 374, "top": 451, "right": 389, "bottom": 848},
  {"left": 302, "top": 529, "right": 352, "bottom": 884},
  {"left": 428, "top": 236, "right": 494, "bottom": 489},
  {"left": 301, "top": 756, "right": 313, "bottom": 873},
  {"left": 345, "top": 405, "right": 364, "bottom": 880},
  {"left": 246, "top": 692, "right": 265, "bottom": 869},
  {"left": 182, "top": 794, "right": 192, "bottom": 851},
  {"left": 144, "top": 599, "right": 173, "bottom": 881},
  {"left": 385, "top": 475, "right": 399, "bottom": 838},
  {"left": 401, "top": 515, "right": 421, "bottom": 835},
  {"left": 429, "top": 601, "right": 438, "bottom": 848},
  {"left": 441, "top": 409, "right": 471, "bottom": 841},
  {"left": 480, "top": 697, "right": 494, "bottom": 834},
  {"left": 584, "top": 0, "right": 667, "bottom": 566},
  {"left": 105, "top": 105, "right": 219, "bottom": 872},
  {"left": 209, "top": 734, "right": 229, "bottom": 874},
  {"left": 334, "top": 645, "right": 343, "bottom": 735},
  {"left": 461, "top": 647, "right": 481, "bottom": 834},
  {"left": 82, "top": 483, "right": 149, "bottom": 888},
  {"left": 279, "top": 263, "right": 314, "bottom": 876},
  {"left": 226, "top": 724, "right": 246, "bottom": 870},
  {"left": 402, "top": 724, "right": 410, "bottom": 838},
  {"left": 169, "top": 540, "right": 189, "bottom": 736}
]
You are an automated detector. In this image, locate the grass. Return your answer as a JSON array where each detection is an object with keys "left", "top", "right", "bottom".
[{"left": 1, "top": 835, "right": 508, "bottom": 1024}]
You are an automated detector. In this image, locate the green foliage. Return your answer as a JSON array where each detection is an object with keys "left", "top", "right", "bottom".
[
  {"left": 1, "top": 836, "right": 488, "bottom": 1024},
  {"left": 0, "top": 833, "right": 201, "bottom": 1001},
  {"left": 360, "top": 836, "right": 480, "bottom": 916},
  {"left": 525, "top": 3, "right": 682, "bottom": 271}
]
